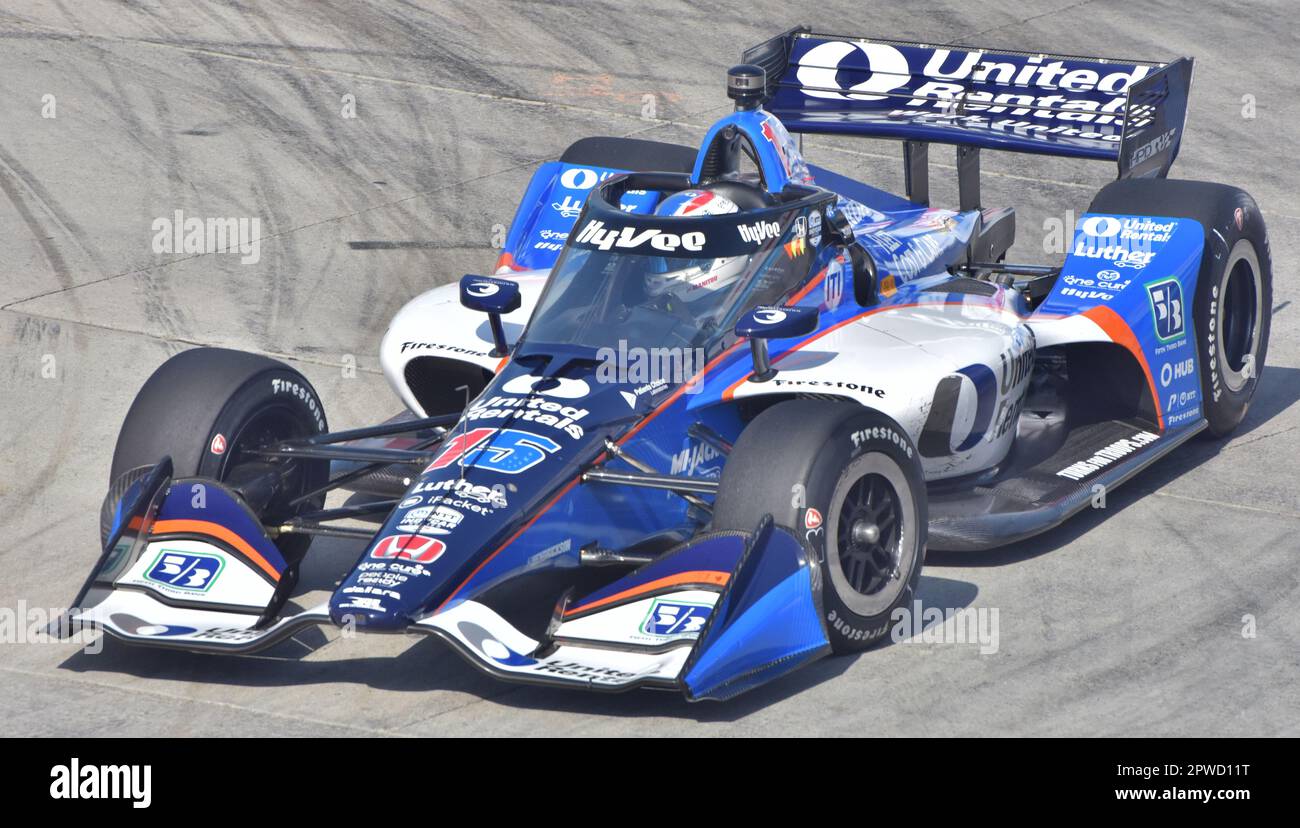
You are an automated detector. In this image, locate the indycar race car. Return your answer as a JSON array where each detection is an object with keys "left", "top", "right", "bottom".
[{"left": 63, "top": 29, "right": 1271, "bottom": 701}]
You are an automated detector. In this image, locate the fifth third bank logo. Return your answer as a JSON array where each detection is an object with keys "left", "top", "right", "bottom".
[{"left": 50, "top": 759, "right": 151, "bottom": 808}]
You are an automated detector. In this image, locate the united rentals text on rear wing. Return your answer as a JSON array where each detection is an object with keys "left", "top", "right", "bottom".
[{"left": 742, "top": 28, "right": 1193, "bottom": 185}]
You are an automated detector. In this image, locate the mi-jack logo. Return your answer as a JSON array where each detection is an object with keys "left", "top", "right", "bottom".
[{"left": 50, "top": 759, "right": 151, "bottom": 808}]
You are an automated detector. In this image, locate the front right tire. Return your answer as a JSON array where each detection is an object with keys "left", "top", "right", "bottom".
[{"left": 711, "top": 401, "right": 927, "bottom": 653}]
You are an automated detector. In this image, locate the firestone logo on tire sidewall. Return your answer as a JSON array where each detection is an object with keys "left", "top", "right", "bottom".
[{"left": 270, "top": 377, "right": 326, "bottom": 431}]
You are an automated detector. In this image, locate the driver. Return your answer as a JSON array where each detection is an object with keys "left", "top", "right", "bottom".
[{"left": 644, "top": 188, "right": 751, "bottom": 306}]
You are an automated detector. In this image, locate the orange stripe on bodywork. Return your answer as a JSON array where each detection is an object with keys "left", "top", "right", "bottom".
[
  {"left": 1082, "top": 306, "right": 1165, "bottom": 431},
  {"left": 564, "top": 570, "right": 730, "bottom": 617},
  {"left": 150, "top": 519, "right": 281, "bottom": 582}
]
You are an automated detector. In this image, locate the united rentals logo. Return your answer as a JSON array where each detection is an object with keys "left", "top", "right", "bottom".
[{"left": 795, "top": 40, "right": 1151, "bottom": 131}]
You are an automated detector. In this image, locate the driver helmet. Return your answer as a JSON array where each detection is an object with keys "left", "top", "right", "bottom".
[{"left": 645, "top": 189, "right": 749, "bottom": 302}]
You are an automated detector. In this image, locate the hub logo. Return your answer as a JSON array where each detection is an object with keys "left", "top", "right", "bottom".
[
  {"left": 144, "top": 550, "right": 223, "bottom": 592},
  {"left": 1146, "top": 278, "right": 1185, "bottom": 342},
  {"left": 371, "top": 534, "right": 446, "bottom": 564},
  {"left": 641, "top": 600, "right": 710, "bottom": 638}
]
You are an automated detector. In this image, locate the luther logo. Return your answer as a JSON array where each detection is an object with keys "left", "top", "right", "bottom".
[{"left": 50, "top": 759, "right": 151, "bottom": 809}]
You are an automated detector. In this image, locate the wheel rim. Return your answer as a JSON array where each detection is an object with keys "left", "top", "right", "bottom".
[
  {"left": 1218, "top": 240, "right": 1264, "bottom": 393},
  {"left": 825, "top": 452, "right": 917, "bottom": 617},
  {"left": 222, "top": 404, "right": 316, "bottom": 522}
]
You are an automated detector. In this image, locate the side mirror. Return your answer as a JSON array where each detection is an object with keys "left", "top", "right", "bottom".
[
  {"left": 734, "top": 305, "right": 819, "bottom": 382},
  {"left": 459, "top": 275, "right": 522, "bottom": 357},
  {"left": 824, "top": 207, "right": 856, "bottom": 246}
]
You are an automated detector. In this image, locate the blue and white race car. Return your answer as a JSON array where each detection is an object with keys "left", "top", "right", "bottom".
[{"left": 65, "top": 29, "right": 1271, "bottom": 700}]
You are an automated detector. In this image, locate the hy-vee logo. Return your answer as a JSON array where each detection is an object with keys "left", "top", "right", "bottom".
[
  {"left": 574, "top": 220, "right": 705, "bottom": 253},
  {"left": 737, "top": 220, "right": 782, "bottom": 244}
]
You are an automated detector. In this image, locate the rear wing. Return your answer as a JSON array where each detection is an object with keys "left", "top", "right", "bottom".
[{"left": 743, "top": 28, "right": 1193, "bottom": 193}]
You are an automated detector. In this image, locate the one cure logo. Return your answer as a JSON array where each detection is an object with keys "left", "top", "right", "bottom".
[{"left": 50, "top": 758, "right": 152, "bottom": 808}]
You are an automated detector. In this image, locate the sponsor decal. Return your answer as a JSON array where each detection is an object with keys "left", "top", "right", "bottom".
[
  {"left": 850, "top": 425, "right": 914, "bottom": 459},
  {"left": 1146, "top": 278, "right": 1186, "bottom": 343},
  {"left": 270, "top": 378, "right": 326, "bottom": 431},
  {"left": 1160, "top": 357, "right": 1195, "bottom": 388},
  {"left": 396, "top": 505, "right": 463, "bottom": 535},
  {"left": 461, "top": 397, "right": 589, "bottom": 440},
  {"left": 1128, "top": 128, "right": 1177, "bottom": 168},
  {"left": 809, "top": 210, "right": 823, "bottom": 246},
  {"left": 399, "top": 495, "right": 423, "bottom": 509},
  {"left": 670, "top": 442, "right": 723, "bottom": 477},
  {"left": 502, "top": 373, "right": 590, "bottom": 399},
  {"left": 823, "top": 257, "right": 845, "bottom": 309},
  {"left": 772, "top": 377, "right": 886, "bottom": 398},
  {"left": 795, "top": 40, "right": 1150, "bottom": 135},
  {"left": 551, "top": 195, "right": 583, "bottom": 219},
  {"left": 370, "top": 534, "right": 446, "bottom": 564},
  {"left": 573, "top": 219, "right": 705, "bottom": 253},
  {"left": 737, "top": 219, "right": 782, "bottom": 245},
  {"left": 399, "top": 341, "right": 490, "bottom": 357},
  {"left": 751, "top": 308, "right": 787, "bottom": 325},
  {"left": 209, "top": 433, "right": 227, "bottom": 455},
  {"left": 1061, "top": 286, "right": 1115, "bottom": 302},
  {"left": 804, "top": 507, "right": 823, "bottom": 530},
  {"left": 143, "top": 550, "right": 224, "bottom": 592},
  {"left": 410, "top": 477, "right": 508, "bottom": 509},
  {"left": 641, "top": 600, "right": 711, "bottom": 638},
  {"left": 527, "top": 538, "right": 572, "bottom": 568},
  {"left": 464, "top": 280, "right": 500, "bottom": 298},
  {"left": 1207, "top": 283, "right": 1222, "bottom": 402},
  {"left": 1055, "top": 431, "right": 1160, "bottom": 480}
]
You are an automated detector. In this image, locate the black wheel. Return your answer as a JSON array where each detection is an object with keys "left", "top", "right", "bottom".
[
  {"left": 1089, "top": 179, "right": 1272, "bottom": 437},
  {"left": 101, "top": 348, "right": 330, "bottom": 561},
  {"left": 711, "top": 401, "right": 927, "bottom": 653}
]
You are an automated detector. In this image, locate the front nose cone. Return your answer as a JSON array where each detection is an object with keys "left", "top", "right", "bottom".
[{"left": 328, "top": 592, "right": 415, "bottom": 631}]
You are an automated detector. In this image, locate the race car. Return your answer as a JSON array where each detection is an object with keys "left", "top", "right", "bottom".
[{"left": 62, "top": 29, "right": 1271, "bottom": 701}]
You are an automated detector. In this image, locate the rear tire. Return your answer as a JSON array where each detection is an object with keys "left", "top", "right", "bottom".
[
  {"left": 1089, "top": 179, "right": 1272, "bottom": 437},
  {"left": 103, "top": 348, "right": 330, "bottom": 559},
  {"left": 711, "top": 401, "right": 927, "bottom": 653}
]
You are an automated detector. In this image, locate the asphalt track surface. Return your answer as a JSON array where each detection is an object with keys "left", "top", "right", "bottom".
[{"left": 1, "top": 1, "right": 1297, "bottom": 736}]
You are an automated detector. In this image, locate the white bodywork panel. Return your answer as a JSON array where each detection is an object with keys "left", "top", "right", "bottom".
[
  {"left": 379, "top": 271, "right": 549, "bottom": 416},
  {"left": 729, "top": 297, "right": 1039, "bottom": 480}
]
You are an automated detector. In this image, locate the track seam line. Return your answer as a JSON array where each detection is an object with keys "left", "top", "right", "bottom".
[{"left": 1147, "top": 490, "right": 1300, "bottom": 521}]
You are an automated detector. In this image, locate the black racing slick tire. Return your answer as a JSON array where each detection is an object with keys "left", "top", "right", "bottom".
[
  {"left": 101, "top": 348, "right": 330, "bottom": 559},
  {"left": 711, "top": 401, "right": 927, "bottom": 653},
  {"left": 1089, "top": 179, "right": 1272, "bottom": 437}
]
